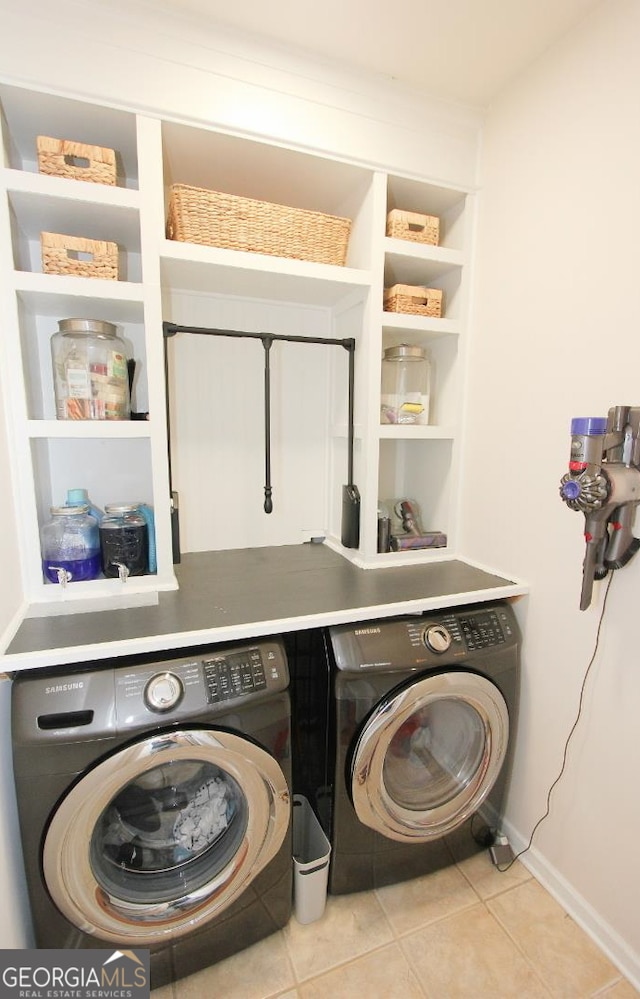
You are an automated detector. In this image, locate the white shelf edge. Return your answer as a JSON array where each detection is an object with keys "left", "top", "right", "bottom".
[
  {"left": 377, "top": 425, "right": 456, "bottom": 440},
  {"left": 381, "top": 311, "right": 460, "bottom": 337},
  {"left": 384, "top": 236, "right": 464, "bottom": 267},
  {"left": 160, "top": 238, "right": 372, "bottom": 288},
  {"left": 1, "top": 166, "right": 140, "bottom": 208},
  {"left": 24, "top": 574, "right": 179, "bottom": 618},
  {"left": 13, "top": 270, "right": 145, "bottom": 302},
  {"left": 26, "top": 419, "right": 152, "bottom": 439}
]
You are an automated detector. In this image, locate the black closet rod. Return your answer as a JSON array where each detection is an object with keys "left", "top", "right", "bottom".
[
  {"left": 163, "top": 321, "right": 354, "bottom": 352},
  {"left": 163, "top": 321, "right": 356, "bottom": 519}
]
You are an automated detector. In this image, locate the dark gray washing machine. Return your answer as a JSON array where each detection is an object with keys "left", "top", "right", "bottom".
[
  {"left": 327, "top": 600, "right": 520, "bottom": 894},
  {"left": 11, "top": 639, "right": 292, "bottom": 989}
]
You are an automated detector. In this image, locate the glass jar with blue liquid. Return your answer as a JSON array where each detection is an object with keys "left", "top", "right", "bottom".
[{"left": 41, "top": 504, "right": 101, "bottom": 584}]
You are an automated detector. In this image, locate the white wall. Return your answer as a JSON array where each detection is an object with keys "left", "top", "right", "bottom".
[
  {"left": 0, "top": 372, "right": 23, "bottom": 646},
  {"left": 0, "top": 0, "right": 483, "bottom": 951},
  {"left": 1, "top": 0, "right": 481, "bottom": 190},
  {"left": 2, "top": 0, "right": 639, "bottom": 982},
  {"left": 462, "top": 0, "right": 640, "bottom": 983}
]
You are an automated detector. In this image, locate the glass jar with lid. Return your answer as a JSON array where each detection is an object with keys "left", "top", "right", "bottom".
[
  {"left": 99, "top": 503, "right": 148, "bottom": 579},
  {"left": 40, "top": 504, "right": 101, "bottom": 584},
  {"left": 381, "top": 343, "right": 431, "bottom": 425},
  {"left": 51, "top": 318, "right": 130, "bottom": 420}
]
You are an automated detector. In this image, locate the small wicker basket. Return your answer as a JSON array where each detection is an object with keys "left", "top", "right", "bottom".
[
  {"left": 37, "top": 136, "right": 116, "bottom": 186},
  {"left": 41, "top": 232, "right": 119, "bottom": 280},
  {"left": 384, "top": 284, "right": 443, "bottom": 317},
  {"left": 166, "top": 184, "right": 351, "bottom": 266},
  {"left": 386, "top": 209, "right": 439, "bottom": 246}
]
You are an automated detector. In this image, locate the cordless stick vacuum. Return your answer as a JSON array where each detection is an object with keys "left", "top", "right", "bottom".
[{"left": 559, "top": 406, "right": 640, "bottom": 609}]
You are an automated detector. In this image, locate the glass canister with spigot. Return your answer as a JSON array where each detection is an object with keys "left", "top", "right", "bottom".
[
  {"left": 40, "top": 504, "right": 101, "bottom": 584},
  {"left": 99, "top": 503, "right": 148, "bottom": 579}
]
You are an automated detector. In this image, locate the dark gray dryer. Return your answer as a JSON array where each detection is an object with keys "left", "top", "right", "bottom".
[
  {"left": 11, "top": 639, "right": 292, "bottom": 989},
  {"left": 327, "top": 600, "right": 520, "bottom": 894}
]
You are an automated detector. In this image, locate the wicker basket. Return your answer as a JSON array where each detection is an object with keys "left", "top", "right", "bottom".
[
  {"left": 41, "top": 232, "right": 119, "bottom": 280},
  {"left": 384, "top": 284, "right": 443, "bottom": 317},
  {"left": 386, "top": 209, "right": 439, "bottom": 246},
  {"left": 167, "top": 184, "right": 351, "bottom": 266},
  {"left": 37, "top": 136, "right": 116, "bottom": 186}
]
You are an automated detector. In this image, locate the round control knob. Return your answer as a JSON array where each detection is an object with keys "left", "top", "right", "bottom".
[
  {"left": 423, "top": 624, "right": 452, "bottom": 654},
  {"left": 144, "top": 672, "right": 184, "bottom": 712}
]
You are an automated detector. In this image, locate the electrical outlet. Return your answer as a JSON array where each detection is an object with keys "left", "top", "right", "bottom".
[{"left": 489, "top": 835, "right": 514, "bottom": 867}]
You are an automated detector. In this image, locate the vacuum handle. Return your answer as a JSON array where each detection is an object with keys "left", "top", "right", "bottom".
[
  {"left": 347, "top": 339, "right": 355, "bottom": 486},
  {"left": 262, "top": 336, "right": 273, "bottom": 514}
]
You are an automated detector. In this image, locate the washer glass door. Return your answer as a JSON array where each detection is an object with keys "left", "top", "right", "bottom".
[
  {"left": 350, "top": 671, "right": 509, "bottom": 843},
  {"left": 43, "top": 728, "right": 290, "bottom": 945}
]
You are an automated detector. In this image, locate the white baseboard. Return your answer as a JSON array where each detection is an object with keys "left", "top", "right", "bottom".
[{"left": 500, "top": 817, "right": 640, "bottom": 991}]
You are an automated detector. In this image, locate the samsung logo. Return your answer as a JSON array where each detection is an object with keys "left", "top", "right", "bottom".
[
  {"left": 354, "top": 627, "right": 381, "bottom": 636},
  {"left": 45, "top": 681, "right": 84, "bottom": 695}
]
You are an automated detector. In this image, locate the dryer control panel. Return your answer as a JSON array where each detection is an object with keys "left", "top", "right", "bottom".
[{"left": 329, "top": 602, "right": 520, "bottom": 671}]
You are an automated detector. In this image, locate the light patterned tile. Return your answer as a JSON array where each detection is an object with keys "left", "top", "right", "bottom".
[
  {"left": 455, "top": 845, "right": 531, "bottom": 900},
  {"left": 401, "top": 903, "right": 551, "bottom": 998},
  {"left": 151, "top": 986, "right": 174, "bottom": 999},
  {"left": 595, "top": 979, "right": 640, "bottom": 998},
  {"left": 488, "top": 879, "right": 620, "bottom": 997},
  {"left": 375, "top": 863, "right": 478, "bottom": 936},
  {"left": 173, "top": 929, "right": 295, "bottom": 999},
  {"left": 283, "top": 891, "right": 393, "bottom": 982},
  {"left": 299, "top": 942, "right": 426, "bottom": 999}
]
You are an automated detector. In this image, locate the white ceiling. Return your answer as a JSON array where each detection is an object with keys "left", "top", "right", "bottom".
[{"left": 151, "top": 0, "right": 601, "bottom": 108}]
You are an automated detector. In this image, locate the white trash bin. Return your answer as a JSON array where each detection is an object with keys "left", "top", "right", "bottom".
[{"left": 292, "top": 794, "right": 331, "bottom": 924}]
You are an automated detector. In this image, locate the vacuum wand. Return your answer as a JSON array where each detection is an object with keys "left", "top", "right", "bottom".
[
  {"left": 341, "top": 338, "right": 360, "bottom": 549},
  {"left": 559, "top": 408, "right": 640, "bottom": 609}
]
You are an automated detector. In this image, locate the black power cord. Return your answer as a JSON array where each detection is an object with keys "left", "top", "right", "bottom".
[{"left": 486, "top": 570, "right": 615, "bottom": 873}]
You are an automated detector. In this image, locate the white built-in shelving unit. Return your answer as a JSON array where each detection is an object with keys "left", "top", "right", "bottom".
[{"left": 0, "top": 80, "right": 473, "bottom": 615}]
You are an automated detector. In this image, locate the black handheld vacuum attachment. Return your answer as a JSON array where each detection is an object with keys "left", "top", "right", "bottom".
[
  {"left": 341, "top": 338, "right": 360, "bottom": 548},
  {"left": 163, "top": 323, "right": 360, "bottom": 549}
]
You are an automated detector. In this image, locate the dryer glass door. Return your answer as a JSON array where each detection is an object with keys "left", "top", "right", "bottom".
[
  {"left": 42, "top": 728, "right": 290, "bottom": 945},
  {"left": 350, "top": 671, "right": 508, "bottom": 843}
]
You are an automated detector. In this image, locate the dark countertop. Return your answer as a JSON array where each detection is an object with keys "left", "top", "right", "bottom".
[{"left": 4, "top": 545, "right": 527, "bottom": 671}]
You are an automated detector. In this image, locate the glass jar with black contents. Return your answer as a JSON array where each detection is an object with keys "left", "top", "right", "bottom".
[{"left": 99, "top": 503, "right": 148, "bottom": 579}]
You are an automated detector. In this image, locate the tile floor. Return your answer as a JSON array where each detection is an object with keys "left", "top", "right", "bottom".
[{"left": 153, "top": 852, "right": 639, "bottom": 999}]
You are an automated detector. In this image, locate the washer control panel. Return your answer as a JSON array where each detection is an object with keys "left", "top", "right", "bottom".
[
  {"left": 114, "top": 639, "right": 288, "bottom": 729},
  {"left": 203, "top": 647, "right": 269, "bottom": 703},
  {"left": 16, "top": 640, "right": 286, "bottom": 741},
  {"left": 330, "top": 602, "right": 519, "bottom": 671}
]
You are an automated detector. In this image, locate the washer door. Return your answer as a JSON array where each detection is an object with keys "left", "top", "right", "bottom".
[
  {"left": 43, "top": 728, "right": 290, "bottom": 945},
  {"left": 350, "top": 671, "right": 509, "bottom": 843}
]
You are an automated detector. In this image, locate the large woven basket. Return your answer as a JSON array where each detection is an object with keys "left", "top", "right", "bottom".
[
  {"left": 384, "top": 284, "right": 443, "bottom": 317},
  {"left": 41, "top": 232, "right": 118, "bottom": 280},
  {"left": 37, "top": 136, "right": 116, "bottom": 186},
  {"left": 386, "top": 209, "right": 439, "bottom": 246},
  {"left": 167, "top": 184, "right": 351, "bottom": 266}
]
